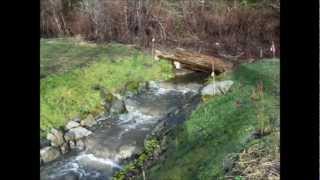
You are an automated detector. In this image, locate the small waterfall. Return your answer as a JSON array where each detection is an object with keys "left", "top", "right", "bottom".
[{"left": 42, "top": 153, "right": 121, "bottom": 180}]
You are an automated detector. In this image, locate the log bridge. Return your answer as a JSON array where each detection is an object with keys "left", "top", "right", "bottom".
[{"left": 154, "top": 49, "right": 233, "bottom": 74}]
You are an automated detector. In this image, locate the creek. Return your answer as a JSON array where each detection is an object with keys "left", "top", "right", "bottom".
[{"left": 40, "top": 71, "right": 209, "bottom": 180}]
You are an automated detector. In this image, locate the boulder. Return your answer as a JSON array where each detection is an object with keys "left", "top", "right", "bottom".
[
  {"left": 64, "top": 127, "right": 93, "bottom": 141},
  {"left": 80, "top": 114, "right": 97, "bottom": 128},
  {"left": 40, "top": 146, "right": 61, "bottom": 163},
  {"left": 117, "top": 145, "right": 139, "bottom": 160},
  {"left": 103, "top": 91, "right": 116, "bottom": 112},
  {"left": 55, "top": 172, "right": 79, "bottom": 180},
  {"left": 69, "top": 140, "right": 85, "bottom": 151},
  {"left": 46, "top": 128, "right": 65, "bottom": 147},
  {"left": 60, "top": 143, "right": 69, "bottom": 154},
  {"left": 69, "top": 140, "right": 76, "bottom": 150},
  {"left": 110, "top": 99, "right": 127, "bottom": 115},
  {"left": 71, "top": 117, "right": 81, "bottom": 123},
  {"left": 40, "top": 138, "right": 50, "bottom": 149},
  {"left": 201, "top": 80, "right": 234, "bottom": 96},
  {"left": 65, "top": 121, "right": 80, "bottom": 130},
  {"left": 146, "top": 81, "right": 158, "bottom": 90},
  {"left": 75, "top": 139, "right": 86, "bottom": 151},
  {"left": 112, "top": 93, "right": 123, "bottom": 100}
]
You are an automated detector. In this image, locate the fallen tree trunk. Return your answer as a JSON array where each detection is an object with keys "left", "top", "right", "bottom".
[{"left": 154, "top": 49, "right": 233, "bottom": 74}]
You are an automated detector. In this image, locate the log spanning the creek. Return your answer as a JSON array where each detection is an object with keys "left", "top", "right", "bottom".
[{"left": 154, "top": 49, "right": 233, "bottom": 74}]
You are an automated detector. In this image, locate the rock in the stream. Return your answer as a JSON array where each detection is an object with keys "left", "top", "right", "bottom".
[
  {"left": 56, "top": 172, "right": 79, "bottom": 180},
  {"left": 60, "top": 143, "right": 69, "bottom": 154},
  {"left": 68, "top": 139, "right": 85, "bottom": 151},
  {"left": 40, "top": 138, "right": 50, "bottom": 149},
  {"left": 69, "top": 140, "right": 76, "bottom": 149},
  {"left": 46, "top": 128, "right": 65, "bottom": 147},
  {"left": 80, "top": 114, "right": 97, "bottom": 128},
  {"left": 75, "top": 139, "right": 86, "bottom": 150},
  {"left": 64, "top": 127, "right": 92, "bottom": 141},
  {"left": 110, "top": 99, "right": 127, "bottom": 115},
  {"left": 40, "top": 146, "right": 61, "bottom": 163},
  {"left": 147, "top": 81, "right": 158, "bottom": 90},
  {"left": 113, "top": 93, "right": 123, "bottom": 100},
  {"left": 71, "top": 117, "right": 81, "bottom": 123},
  {"left": 117, "top": 145, "right": 139, "bottom": 160},
  {"left": 201, "top": 80, "right": 234, "bottom": 96},
  {"left": 103, "top": 91, "right": 117, "bottom": 112},
  {"left": 65, "top": 121, "right": 80, "bottom": 130}
]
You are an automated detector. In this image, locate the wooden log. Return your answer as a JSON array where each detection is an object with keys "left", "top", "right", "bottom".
[{"left": 155, "top": 49, "right": 233, "bottom": 73}]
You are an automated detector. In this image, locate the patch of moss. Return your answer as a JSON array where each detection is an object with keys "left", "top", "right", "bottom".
[{"left": 113, "top": 138, "right": 160, "bottom": 180}]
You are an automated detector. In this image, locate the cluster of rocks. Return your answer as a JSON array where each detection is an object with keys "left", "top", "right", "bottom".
[
  {"left": 40, "top": 93, "right": 128, "bottom": 166},
  {"left": 40, "top": 118, "right": 93, "bottom": 165}
]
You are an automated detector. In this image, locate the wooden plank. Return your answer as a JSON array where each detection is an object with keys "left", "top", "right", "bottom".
[{"left": 155, "top": 49, "right": 233, "bottom": 73}]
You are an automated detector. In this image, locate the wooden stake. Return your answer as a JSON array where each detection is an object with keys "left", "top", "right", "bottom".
[
  {"left": 142, "top": 166, "right": 146, "bottom": 180},
  {"left": 211, "top": 62, "right": 216, "bottom": 95},
  {"left": 271, "top": 41, "right": 276, "bottom": 58},
  {"left": 152, "top": 37, "right": 155, "bottom": 60}
]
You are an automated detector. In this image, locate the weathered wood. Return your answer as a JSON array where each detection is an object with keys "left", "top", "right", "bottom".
[{"left": 155, "top": 49, "right": 233, "bottom": 73}]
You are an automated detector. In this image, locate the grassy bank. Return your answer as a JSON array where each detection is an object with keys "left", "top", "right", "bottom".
[
  {"left": 40, "top": 38, "right": 173, "bottom": 137},
  {"left": 142, "top": 59, "right": 280, "bottom": 179}
]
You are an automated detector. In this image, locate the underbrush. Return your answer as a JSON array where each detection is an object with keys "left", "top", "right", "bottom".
[
  {"left": 40, "top": 0, "right": 279, "bottom": 59},
  {"left": 225, "top": 130, "right": 280, "bottom": 180}
]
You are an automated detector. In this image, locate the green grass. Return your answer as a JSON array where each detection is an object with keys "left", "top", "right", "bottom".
[
  {"left": 40, "top": 38, "right": 136, "bottom": 78},
  {"left": 40, "top": 38, "right": 173, "bottom": 137},
  {"left": 143, "top": 59, "right": 280, "bottom": 180}
]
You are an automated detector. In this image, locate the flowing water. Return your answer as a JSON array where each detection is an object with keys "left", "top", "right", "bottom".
[{"left": 40, "top": 71, "right": 209, "bottom": 180}]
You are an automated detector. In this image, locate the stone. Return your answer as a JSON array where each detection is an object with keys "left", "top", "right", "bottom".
[
  {"left": 80, "top": 114, "right": 97, "bottom": 128},
  {"left": 40, "top": 146, "right": 61, "bottom": 163},
  {"left": 110, "top": 99, "right": 127, "bottom": 115},
  {"left": 201, "top": 80, "right": 234, "bottom": 96},
  {"left": 75, "top": 139, "right": 86, "bottom": 151},
  {"left": 137, "top": 82, "right": 149, "bottom": 93},
  {"left": 222, "top": 154, "right": 237, "bottom": 173},
  {"left": 40, "top": 138, "right": 50, "bottom": 149},
  {"left": 72, "top": 117, "right": 81, "bottom": 123},
  {"left": 147, "top": 81, "right": 158, "bottom": 90},
  {"left": 174, "top": 68, "right": 194, "bottom": 76},
  {"left": 117, "top": 145, "right": 138, "bottom": 160},
  {"left": 112, "top": 93, "right": 123, "bottom": 100},
  {"left": 56, "top": 172, "right": 79, "bottom": 180},
  {"left": 103, "top": 92, "right": 116, "bottom": 112},
  {"left": 65, "top": 121, "right": 80, "bottom": 130},
  {"left": 64, "top": 127, "right": 92, "bottom": 141},
  {"left": 69, "top": 140, "right": 76, "bottom": 150},
  {"left": 60, "top": 143, "right": 69, "bottom": 154},
  {"left": 46, "top": 128, "right": 65, "bottom": 147}
]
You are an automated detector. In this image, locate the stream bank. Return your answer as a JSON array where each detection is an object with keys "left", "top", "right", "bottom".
[
  {"left": 138, "top": 59, "right": 280, "bottom": 180},
  {"left": 40, "top": 71, "right": 210, "bottom": 180}
]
